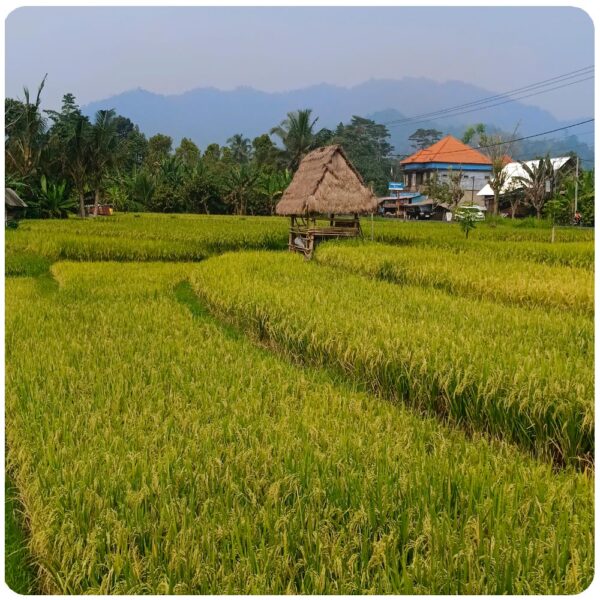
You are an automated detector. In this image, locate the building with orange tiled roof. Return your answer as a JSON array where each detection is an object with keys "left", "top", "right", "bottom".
[{"left": 399, "top": 135, "right": 493, "bottom": 210}]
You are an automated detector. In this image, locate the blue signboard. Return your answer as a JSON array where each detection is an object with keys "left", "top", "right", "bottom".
[{"left": 388, "top": 182, "right": 404, "bottom": 191}]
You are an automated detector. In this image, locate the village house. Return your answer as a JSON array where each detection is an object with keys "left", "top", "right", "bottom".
[
  {"left": 399, "top": 135, "right": 493, "bottom": 210},
  {"left": 477, "top": 156, "right": 575, "bottom": 216}
]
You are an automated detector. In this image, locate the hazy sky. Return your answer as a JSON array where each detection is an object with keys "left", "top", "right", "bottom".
[{"left": 5, "top": 6, "right": 594, "bottom": 119}]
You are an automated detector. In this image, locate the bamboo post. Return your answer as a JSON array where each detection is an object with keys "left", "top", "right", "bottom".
[{"left": 574, "top": 156, "right": 579, "bottom": 216}]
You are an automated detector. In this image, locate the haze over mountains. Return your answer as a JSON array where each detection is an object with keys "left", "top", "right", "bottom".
[{"left": 83, "top": 77, "right": 594, "bottom": 159}]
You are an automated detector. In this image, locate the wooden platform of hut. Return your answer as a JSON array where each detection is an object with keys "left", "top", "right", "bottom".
[{"left": 276, "top": 145, "right": 377, "bottom": 258}]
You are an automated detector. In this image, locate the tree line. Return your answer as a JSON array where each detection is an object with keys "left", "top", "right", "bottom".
[{"left": 5, "top": 77, "right": 396, "bottom": 218}]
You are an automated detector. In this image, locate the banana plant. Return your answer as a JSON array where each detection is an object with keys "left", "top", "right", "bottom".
[
  {"left": 35, "top": 174, "right": 75, "bottom": 218},
  {"left": 257, "top": 169, "right": 292, "bottom": 214}
]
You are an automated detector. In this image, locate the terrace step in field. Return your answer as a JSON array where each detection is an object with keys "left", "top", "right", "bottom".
[
  {"left": 5, "top": 262, "right": 593, "bottom": 593},
  {"left": 191, "top": 252, "right": 593, "bottom": 465},
  {"left": 315, "top": 241, "right": 594, "bottom": 314},
  {"left": 5, "top": 213, "right": 289, "bottom": 265}
]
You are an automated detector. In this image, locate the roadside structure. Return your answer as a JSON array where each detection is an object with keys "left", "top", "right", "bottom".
[
  {"left": 399, "top": 135, "right": 493, "bottom": 207},
  {"left": 378, "top": 181, "right": 425, "bottom": 218},
  {"left": 404, "top": 198, "right": 453, "bottom": 221},
  {"left": 276, "top": 144, "right": 377, "bottom": 257}
]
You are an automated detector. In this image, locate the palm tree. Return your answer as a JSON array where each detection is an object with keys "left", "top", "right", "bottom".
[
  {"left": 270, "top": 109, "right": 319, "bottom": 169},
  {"left": 5, "top": 75, "right": 48, "bottom": 180},
  {"left": 515, "top": 157, "right": 554, "bottom": 219},
  {"left": 157, "top": 155, "right": 185, "bottom": 187},
  {"left": 224, "top": 164, "right": 259, "bottom": 215},
  {"left": 129, "top": 169, "right": 155, "bottom": 208},
  {"left": 488, "top": 156, "right": 509, "bottom": 217},
  {"left": 62, "top": 115, "right": 93, "bottom": 218},
  {"left": 226, "top": 134, "right": 252, "bottom": 164},
  {"left": 89, "top": 110, "right": 120, "bottom": 215}
]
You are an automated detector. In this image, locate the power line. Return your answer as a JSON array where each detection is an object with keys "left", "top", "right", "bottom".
[
  {"left": 476, "top": 119, "right": 594, "bottom": 150},
  {"left": 389, "top": 119, "right": 595, "bottom": 158},
  {"left": 380, "top": 66, "right": 593, "bottom": 127},
  {"left": 382, "top": 65, "right": 594, "bottom": 123},
  {"left": 384, "top": 76, "right": 594, "bottom": 129},
  {"left": 381, "top": 66, "right": 593, "bottom": 127}
]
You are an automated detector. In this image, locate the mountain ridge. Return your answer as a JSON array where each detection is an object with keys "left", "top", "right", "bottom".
[{"left": 82, "top": 77, "right": 593, "bottom": 158}]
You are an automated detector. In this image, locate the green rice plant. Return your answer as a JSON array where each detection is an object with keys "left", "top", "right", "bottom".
[
  {"left": 314, "top": 241, "right": 594, "bottom": 315},
  {"left": 372, "top": 219, "right": 594, "bottom": 244},
  {"left": 4, "top": 250, "right": 52, "bottom": 277},
  {"left": 191, "top": 252, "right": 593, "bottom": 465},
  {"left": 5, "top": 263, "right": 594, "bottom": 593},
  {"left": 374, "top": 232, "right": 593, "bottom": 270},
  {"left": 5, "top": 214, "right": 289, "bottom": 263},
  {"left": 369, "top": 220, "right": 594, "bottom": 269},
  {"left": 6, "top": 214, "right": 593, "bottom": 268},
  {"left": 5, "top": 478, "right": 38, "bottom": 594}
]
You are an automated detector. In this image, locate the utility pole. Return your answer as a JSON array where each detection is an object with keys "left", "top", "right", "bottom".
[{"left": 574, "top": 155, "right": 579, "bottom": 214}]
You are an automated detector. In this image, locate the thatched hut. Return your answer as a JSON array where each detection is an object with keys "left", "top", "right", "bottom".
[
  {"left": 5, "top": 188, "right": 28, "bottom": 226},
  {"left": 276, "top": 145, "right": 377, "bottom": 257}
]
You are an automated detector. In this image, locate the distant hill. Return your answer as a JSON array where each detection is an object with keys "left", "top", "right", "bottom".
[
  {"left": 83, "top": 77, "right": 593, "bottom": 161},
  {"left": 367, "top": 108, "right": 595, "bottom": 163}
]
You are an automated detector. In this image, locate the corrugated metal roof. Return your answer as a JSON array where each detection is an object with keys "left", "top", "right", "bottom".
[{"left": 477, "top": 157, "right": 572, "bottom": 196}]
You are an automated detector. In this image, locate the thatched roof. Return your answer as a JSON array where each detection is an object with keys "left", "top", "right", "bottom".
[
  {"left": 276, "top": 145, "right": 378, "bottom": 216},
  {"left": 5, "top": 188, "right": 27, "bottom": 208}
]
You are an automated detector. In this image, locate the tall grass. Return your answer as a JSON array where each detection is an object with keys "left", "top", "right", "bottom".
[
  {"left": 5, "top": 479, "right": 38, "bottom": 593},
  {"left": 191, "top": 252, "right": 593, "bottom": 465},
  {"left": 373, "top": 219, "right": 594, "bottom": 243},
  {"left": 5, "top": 263, "right": 593, "bottom": 593},
  {"left": 5, "top": 213, "right": 289, "bottom": 264},
  {"left": 6, "top": 214, "right": 593, "bottom": 269},
  {"left": 315, "top": 241, "right": 594, "bottom": 315},
  {"left": 371, "top": 221, "right": 594, "bottom": 269}
]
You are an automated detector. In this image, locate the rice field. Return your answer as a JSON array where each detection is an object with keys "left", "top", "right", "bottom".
[
  {"left": 4, "top": 214, "right": 594, "bottom": 594},
  {"left": 5, "top": 213, "right": 289, "bottom": 265},
  {"left": 373, "top": 218, "right": 594, "bottom": 244},
  {"left": 315, "top": 241, "right": 594, "bottom": 314},
  {"left": 191, "top": 252, "right": 593, "bottom": 465},
  {"left": 371, "top": 220, "right": 594, "bottom": 269},
  {"left": 6, "top": 213, "right": 593, "bottom": 268}
]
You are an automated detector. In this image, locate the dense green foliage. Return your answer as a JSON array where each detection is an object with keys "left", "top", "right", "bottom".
[
  {"left": 191, "top": 252, "right": 593, "bottom": 465},
  {"left": 408, "top": 128, "right": 443, "bottom": 149},
  {"left": 5, "top": 262, "right": 594, "bottom": 593},
  {"left": 6, "top": 83, "right": 399, "bottom": 215},
  {"left": 6, "top": 79, "right": 594, "bottom": 222},
  {"left": 545, "top": 169, "right": 595, "bottom": 226}
]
